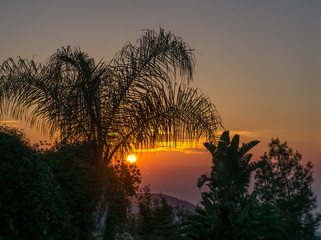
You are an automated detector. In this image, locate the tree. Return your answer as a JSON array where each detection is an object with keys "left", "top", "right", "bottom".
[
  {"left": 0, "top": 28, "right": 221, "bottom": 239},
  {"left": 112, "top": 159, "right": 141, "bottom": 199},
  {"left": 0, "top": 28, "right": 220, "bottom": 167},
  {"left": 134, "top": 185, "right": 183, "bottom": 240},
  {"left": 137, "top": 185, "right": 155, "bottom": 238},
  {"left": 183, "top": 131, "right": 285, "bottom": 239},
  {"left": 42, "top": 141, "right": 141, "bottom": 240},
  {"left": 44, "top": 141, "right": 105, "bottom": 240},
  {"left": 0, "top": 125, "right": 76, "bottom": 240},
  {"left": 254, "top": 138, "right": 321, "bottom": 240}
]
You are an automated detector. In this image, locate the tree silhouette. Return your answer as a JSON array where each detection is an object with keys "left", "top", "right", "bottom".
[
  {"left": 0, "top": 28, "right": 221, "bottom": 239},
  {"left": 197, "top": 131, "right": 262, "bottom": 206},
  {"left": 136, "top": 185, "right": 181, "bottom": 240},
  {"left": 0, "top": 126, "right": 76, "bottom": 239},
  {"left": 183, "top": 131, "right": 285, "bottom": 239},
  {"left": 255, "top": 138, "right": 321, "bottom": 240},
  {"left": 0, "top": 28, "right": 220, "bottom": 167}
]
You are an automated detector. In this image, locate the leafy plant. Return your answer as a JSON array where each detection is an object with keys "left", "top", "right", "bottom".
[{"left": 183, "top": 131, "right": 285, "bottom": 240}]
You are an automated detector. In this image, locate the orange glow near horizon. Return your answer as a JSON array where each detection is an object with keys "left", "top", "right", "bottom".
[{"left": 1, "top": 0, "right": 320, "bottom": 207}]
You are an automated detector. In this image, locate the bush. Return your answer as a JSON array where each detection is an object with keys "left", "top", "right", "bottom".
[{"left": 0, "top": 126, "right": 76, "bottom": 240}]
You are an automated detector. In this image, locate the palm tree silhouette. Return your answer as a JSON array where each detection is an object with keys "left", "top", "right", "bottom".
[{"left": 0, "top": 28, "right": 222, "bottom": 239}]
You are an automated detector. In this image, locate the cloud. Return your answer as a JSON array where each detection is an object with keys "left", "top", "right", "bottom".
[
  {"left": 0, "top": 120, "right": 22, "bottom": 124},
  {"left": 217, "top": 130, "right": 261, "bottom": 137},
  {"left": 0, "top": 120, "right": 25, "bottom": 128}
]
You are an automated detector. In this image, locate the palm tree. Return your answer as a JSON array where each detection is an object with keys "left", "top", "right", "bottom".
[
  {"left": 0, "top": 28, "right": 221, "bottom": 239},
  {"left": 0, "top": 29, "right": 220, "bottom": 167}
]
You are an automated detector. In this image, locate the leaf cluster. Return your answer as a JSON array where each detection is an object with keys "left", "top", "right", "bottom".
[{"left": 198, "top": 130, "right": 262, "bottom": 206}]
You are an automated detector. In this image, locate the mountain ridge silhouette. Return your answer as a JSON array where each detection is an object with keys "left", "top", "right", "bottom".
[{"left": 130, "top": 193, "right": 196, "bottom": 214}]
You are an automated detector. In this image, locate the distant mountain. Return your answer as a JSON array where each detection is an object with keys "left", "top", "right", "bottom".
[{"left": 130, "top": 193, "right": 196, "bottom": 214}]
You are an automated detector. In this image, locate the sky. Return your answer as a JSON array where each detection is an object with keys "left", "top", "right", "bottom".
[{"left": 1, "top": 1, "right": 321, "bottom": 206}]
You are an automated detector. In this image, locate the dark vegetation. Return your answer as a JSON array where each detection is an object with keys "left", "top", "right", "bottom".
[
  {"left": 182, "top": 131, "right": 320, "bottom": 240},
  {"left": 254, "top": 139, "right": 321, "bottom": 240},
  {"left": 0, "top": 127, "right": 319, "bottom": 239},
  {"left": 0, "top": 28, "right": 221, "bottom": 239},
  {"left": 0, "top": 126, "right": 74, "bottom": 239},
  {"left": 0, "top": 29, "right": 320, "bottom": 239},
  {"left": 0, "top": 125, "right": 137, "bottom": 239}
]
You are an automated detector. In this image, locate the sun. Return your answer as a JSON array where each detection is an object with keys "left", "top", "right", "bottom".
[{"left": 127, "top": 154, "right": 137, "bottom": 164}]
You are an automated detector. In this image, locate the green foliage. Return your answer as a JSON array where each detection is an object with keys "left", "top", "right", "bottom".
[
  {"left": 137, "top": 186, "right": 155, "bottom": 237},
  {"left": 254, "top": 138, "right": 321, "bottom": 240},
  {"left": 104, "top": 165, "right": 137, "bottom": 240},
  {"left": 126, "top": 185, "right": 186, "bottom": 240},
  {"left": 228, "top": 191, "right": 287, "bottom": 240},
  {"left": 44, "top": 141, "right": 103, "bottom": 239},
  {"left": 183, "top": 131, "right": 285, "bottom": 240},
  {"left": 0, "top": 125, "right": 76, "bottom": 240},
  {"left": 0, "top": 127, "right": 143, "bottom": 240},
  {"left": 112, "top": 160, "right": 141, "bottom": 198},
  {"left": 44, "top": 142, "right": 142, "bottom": 240},
  {"left": 199, "top": 131, "right": 262, "bottom": 204}
]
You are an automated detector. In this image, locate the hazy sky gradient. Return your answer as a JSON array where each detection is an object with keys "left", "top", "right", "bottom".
[{"left": 1, "top": 0, "right": 320, "bottom": 204}]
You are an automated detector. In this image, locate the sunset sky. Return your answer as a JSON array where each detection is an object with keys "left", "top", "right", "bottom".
[{"left": 1, "top": 1, "right": 320, "bottom": 206}]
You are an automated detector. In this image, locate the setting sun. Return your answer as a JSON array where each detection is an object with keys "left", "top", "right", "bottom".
[{"left": 127, "top": 154, "right": 137, "bottom": 163}]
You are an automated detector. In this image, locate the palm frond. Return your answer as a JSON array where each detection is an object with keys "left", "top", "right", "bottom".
[{"left": 0, "top": 28, "right": 222, "bottom": 165}]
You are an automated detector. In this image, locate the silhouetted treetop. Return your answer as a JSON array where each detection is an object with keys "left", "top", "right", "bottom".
[{"left": 0, "top": 28, "right": 221, "bottom": 166}]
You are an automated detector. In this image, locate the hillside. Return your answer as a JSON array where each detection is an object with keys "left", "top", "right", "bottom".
[{"left": 130, "top": 193, "right": 196, "bottom": 214}]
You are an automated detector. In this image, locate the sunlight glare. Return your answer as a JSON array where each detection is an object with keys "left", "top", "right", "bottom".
[{"left": 127, "top": 154, "right": 137, "bottom": 163}]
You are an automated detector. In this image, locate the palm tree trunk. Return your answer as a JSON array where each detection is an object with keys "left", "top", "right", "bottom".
[{"left": 88, "top": 194, "right": 109, "bottom": 240}]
